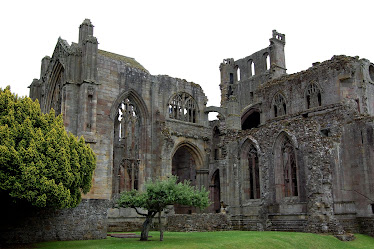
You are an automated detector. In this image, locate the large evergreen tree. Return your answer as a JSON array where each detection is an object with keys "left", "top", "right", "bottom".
[
  {"left": 118, "top": 176, "right": 210, "bottom": 241},
  {"left": 0, "top": 87, "right": 96, "bottom": 209}
]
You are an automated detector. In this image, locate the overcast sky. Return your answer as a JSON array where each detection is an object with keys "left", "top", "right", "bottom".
[{"left": 1, "top": 0, "right": 373, "bottom": 107}]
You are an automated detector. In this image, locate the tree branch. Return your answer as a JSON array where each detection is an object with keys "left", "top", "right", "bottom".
[{"left": 133, "top": 207, "right": 147, "bottom": 216}]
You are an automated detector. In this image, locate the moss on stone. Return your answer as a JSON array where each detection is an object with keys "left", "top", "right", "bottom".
[{"left": 98, "top": 49, "right": 149, "bottom": 73}]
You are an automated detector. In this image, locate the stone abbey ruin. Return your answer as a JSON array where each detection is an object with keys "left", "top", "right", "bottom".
[{"left": 21, "top": 19, "right": 374, "bottom": 240}]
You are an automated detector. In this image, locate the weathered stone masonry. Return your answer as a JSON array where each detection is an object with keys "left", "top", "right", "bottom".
[{"left": 19, "top": 20, "right": 374, "bottom": 241}]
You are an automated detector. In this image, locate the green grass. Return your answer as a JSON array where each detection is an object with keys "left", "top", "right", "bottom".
[{"left": 33, "top": 231, "right": 374, "bottom": 249}]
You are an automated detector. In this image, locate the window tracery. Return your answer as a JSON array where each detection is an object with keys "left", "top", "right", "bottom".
[
  {"left": 281, "top": 137, "right": 298, "bottom": 197},
  {"left": 248, "top": 144, "right": 260, "bottom": 199},
  {"left": 306, "top": 83, "right": 321, "bottom": 109},
  {"left": 168, "top": 92, "right": 198, "bottom": 123},
  {"left": 273, "top": 93, "right": 286, "bottom": 117},
  {"left": 115, "top": 98, "right": 140, "bottom": 191}
]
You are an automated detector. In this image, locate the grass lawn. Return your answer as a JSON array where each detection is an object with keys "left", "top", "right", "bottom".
[{"left": 28, "top": 231, "right": 374, "bottom": 249}]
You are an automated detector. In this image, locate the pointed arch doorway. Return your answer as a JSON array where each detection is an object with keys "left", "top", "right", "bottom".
[
  {"left": 172, "top": 143, "right": 203, "bottom": 214},
  {"left": 210, "top": 170, "right": 221, "bottom": 213}
]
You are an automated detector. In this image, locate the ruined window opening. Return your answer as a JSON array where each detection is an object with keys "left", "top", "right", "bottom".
[
  {"left": 242, "top": 111, "right": 260, "bottom": 130},
  {"left": 168, "top": 92, "right": 198, "bottom": 123},
  {"left": 251, "top": 61, "right": 255, "bottom": 76},
  {"left": 214, "top": 149, "right": 219, "bottom": 160},
  {"left": 248, "top": 145, "right": 260, "bottom": 199},
  {"left": 250, "top": 92, "right": 254, "bottom": 101},
  {"left": 237, "top": 67, "right": 241, "bottom": 81},
  {"left": 120, "top": 159, "right": 139, "bottom": 191},
  {"left": 306, "top": 83, "right": 322, "bottom": 109},
  {"left": 230, "top": 73, "right": 234, "bottom": 84},
  {"left": 264, "top": 53, "right": 270, "bottom": 70},
  {"left": 87, "top": 94, "right": 93, "bottom": 131},
  {"left": 273, "top": 93, "right": 286, "bottom": 117},
  {"left": 369, "top": 65, "right": 374, "bottom": 82},
  {"left": 87, "top": 87, "right": 94, "bottom": 132},
  {"left": 115, "top": 98, "right": 141, "bottom": 192},
  {"left": 371, "top": 204, "right": 374, "bottom": 214},
  {"left": 281, "top": 138, "right": 298, "bottom": 197}
]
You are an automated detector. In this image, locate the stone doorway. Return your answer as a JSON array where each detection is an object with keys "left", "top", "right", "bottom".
[
  {"left": 172, "top": 145, "right": 198, "bottom": 214},
  {"left": 210, "top": 170, "right": 221, "bottom": 213}
]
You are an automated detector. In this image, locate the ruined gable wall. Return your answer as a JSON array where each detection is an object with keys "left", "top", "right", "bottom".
[{"left": 84, "top": 53, "right": 152, "bottom": 199}]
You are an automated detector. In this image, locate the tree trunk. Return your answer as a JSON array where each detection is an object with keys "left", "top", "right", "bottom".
[
  {"left": 140, "top": 216, "right": 153, "bottom": 241},
  {"left": 158, "top": 211, "right": 164, "bottom": 241}
]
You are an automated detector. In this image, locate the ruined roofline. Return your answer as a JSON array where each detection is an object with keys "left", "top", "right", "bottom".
[
  {"left": 154, "top": 74, "right": 204, "bottom": 91},
  {"left": 97, "top": 49, "right": 149, "bottom": 73},
  {"left": 258, "top": 55, "right": 360, "bottom": 91}
]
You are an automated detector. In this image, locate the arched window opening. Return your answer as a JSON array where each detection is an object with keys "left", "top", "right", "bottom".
[
  {"left": 114, "top": 97, "right": 141, "bottom": 193},
  {"left": 264, "top": 53, "right": 270, "bottom": 70},
  {"left": 242, "top": 111, "right": 260, "bottom": 130},
  {"left": 273, "top": 93, "right": 286, "bottom": 117},
  {"left": 237, "top": 67, "right": 241, "bottom": 82},
  {"left": 281, "top": 137, "right": 298, "bottom": 197},
  {"left": 168, "top": 92, "right": 198, "bottom": 123},
  {"left": 208, "top": 111, "right": 219, "bottom": 121},
  {"left": 46, "top": 61, "right": 64, "bottom": 115},
  {"left": 306, "top": 83, "right": 322, "bottom": 109},
  {"left": 247, "top": 144, "right": 260, "bottom": 199},
  {"left": 251, "top": 61, "right": 256, "bottom": 76},
  {"left": 229, "top": 73, "right": 234, "bottom": 84}
]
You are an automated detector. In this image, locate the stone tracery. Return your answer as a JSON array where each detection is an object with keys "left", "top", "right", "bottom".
[
  {"left": 273, "top": 93, "right": 286, "bottom": 117},
  {"left": 306, "top": 83, "right": 322, "bottom": 109},
  {"left": 115, "top": 98, "right": 141, "bottom": 192},
  {"left": 168, "top": 92, "right": 198, "bottom": 123}
]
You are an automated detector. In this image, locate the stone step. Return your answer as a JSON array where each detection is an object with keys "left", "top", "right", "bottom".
[{"left": 268, "top": 219, "right": 306, "bottom": 232}]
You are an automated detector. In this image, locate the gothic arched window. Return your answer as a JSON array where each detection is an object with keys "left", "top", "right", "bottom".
[
  {"left": 306, "top": 83, "right": 322, "bottom": 109},
  {"left": 281, "top": 137, "right": 298, "bottom": 197},
  {"left": 273, "top": 93, "right": 287, "bottom": 117},
  {"left": 168, "top": 92, "right": 198, "bottom": 123},
  {"left": 115, "top": 98, "right": 140, "bottom": 191},
  {"left": 248, "top": 144, "right": 260, "bottom": 199}
]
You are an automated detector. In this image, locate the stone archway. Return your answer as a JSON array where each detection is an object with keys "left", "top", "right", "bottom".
[
  {"left": 172, "top": 143, "right": 203, "bottom": 214},
  {"left": 209, "top": 170, "right": 221, "bottom": 213},
  {"left": 241, "top": 108, "right": 260, "bottom": 130}
]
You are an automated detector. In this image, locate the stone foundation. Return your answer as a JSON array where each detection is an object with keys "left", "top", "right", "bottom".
[
  {"left": 357, "top": 217, "right": 374, "bottom": 237},
  {"left": 0, "top": 199, "right": 109, "bottom": 244}
]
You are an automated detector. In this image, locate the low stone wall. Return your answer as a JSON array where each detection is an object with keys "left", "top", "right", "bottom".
[
  {"left": 357, "top": 217, "right": 374, "bottom": 237},
  {"left": 0, "top": 199, "right": 109, "bottom": 244},
  {"left": 166, "top": 213, "right": 232, "bottom": 232},
  {"left": 107, "top": 207, "right": 145, "bottom": 232}
]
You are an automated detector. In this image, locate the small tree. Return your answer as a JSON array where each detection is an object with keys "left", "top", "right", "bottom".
[
  {"left": 117, "top": 175, "right": 210, "bottom": 241},
  {"left": 0, "top": 87, "right": 96, "bottom": 209}
]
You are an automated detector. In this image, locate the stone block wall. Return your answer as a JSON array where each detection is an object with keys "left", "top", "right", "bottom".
[
  {"left": 166, "top": 213, "right": 232, "bottom": 232},
  {"left": 0, "top": 199, "right": 109, "bottom": 244},
  {"left": 357, "top": 217, "right": 374, "bottom": 237}
]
